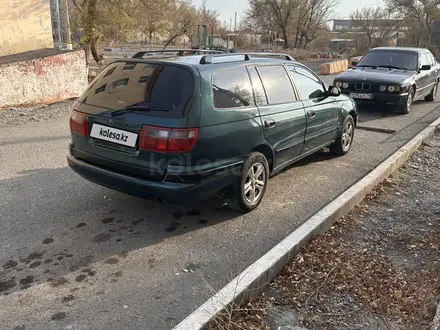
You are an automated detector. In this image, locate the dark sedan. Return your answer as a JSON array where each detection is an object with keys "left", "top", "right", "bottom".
[{"left": 334, "top": 47, "right": 440, "bottom": 114}]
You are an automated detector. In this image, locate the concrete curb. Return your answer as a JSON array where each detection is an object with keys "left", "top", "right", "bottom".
[{"left": 173, "top": 117, "right": 440, "bottom": 330}]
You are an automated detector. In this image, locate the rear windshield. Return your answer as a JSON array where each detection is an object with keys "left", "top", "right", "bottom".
[
  {"left": 357, "top": 50, "right": 418, "bottom": 71},
  {"left": 79, "top": 61, "right": 194, "bottom": 118}
]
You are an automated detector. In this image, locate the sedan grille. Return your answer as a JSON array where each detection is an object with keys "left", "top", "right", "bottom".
[{"left": 355, "top": 82, "right": 371, "bottom": 91}]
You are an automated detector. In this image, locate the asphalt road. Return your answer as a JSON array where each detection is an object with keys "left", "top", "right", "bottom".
[{"left": 1, "top": 75, "right": 440, "bottom": 330}]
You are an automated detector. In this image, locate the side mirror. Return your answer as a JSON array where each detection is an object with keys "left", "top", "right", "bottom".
[
  {"left": 351, "top": 61, "right": 358, "bottom": 67},
  {"left": 421, "top": 65, "right": 431, "bottom": 71},
  {"left": 328, "top": 86, "right": 341, "bottom": 96}
]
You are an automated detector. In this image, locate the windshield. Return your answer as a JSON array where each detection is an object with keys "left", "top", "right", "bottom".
[
  {"left": 357, "top": 50, "right": 418, "bottom": 71},
  {"left": 79, "top": 61, "right": 194, "bottom": 118}
]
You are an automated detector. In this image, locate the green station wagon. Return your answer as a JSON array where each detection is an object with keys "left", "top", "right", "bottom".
[{"left": 67, "top": 53, "right": 358, "bottom": 212}]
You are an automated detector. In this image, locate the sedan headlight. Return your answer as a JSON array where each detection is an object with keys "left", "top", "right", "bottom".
[
  {"left": 342, "top": 82, "right": 349, "bottom": 89},
  {"left": 388, "top": 86, "right": 396, "bottom": 92},
  {"left": 335, "top": 81, "right": 342, "bottom": 88},
  {"left": 380, "top": 85, "right": 387, "bottom": 92}
]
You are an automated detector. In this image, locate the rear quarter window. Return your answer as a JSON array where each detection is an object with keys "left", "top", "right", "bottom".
[
  {"left": 212, "top": 66, "right": 255, "bottom": 109},
  {"left": 79, "top": 62, "right": 194, "bottom": 118}
]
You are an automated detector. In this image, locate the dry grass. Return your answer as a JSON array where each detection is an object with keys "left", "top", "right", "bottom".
[{"left": 208, "top": 181, "right": 440, "bottom": 330}]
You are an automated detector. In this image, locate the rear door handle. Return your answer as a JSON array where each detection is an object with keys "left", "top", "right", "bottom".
[
  {"left": 307, "top": 110, "right": 316, "bottom": 119},
  {"left": 264, "top": 119, "right": 276, "bottom": 128}
]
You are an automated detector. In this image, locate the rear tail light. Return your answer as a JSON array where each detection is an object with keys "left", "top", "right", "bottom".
[
  {"left": 140, "top": 126, "right": 198, "bottom": 153},
  {"left": 140, "top": 126, "right": 170, "bottom": 152},
  {"left": 69, "top": 110, "right": 88, "bottom": 136}
]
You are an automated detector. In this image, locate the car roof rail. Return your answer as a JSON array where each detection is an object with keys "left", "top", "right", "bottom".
[
  {"left": 199, "top": 53, "right": 252, "bottom": 64},
  {"left": 238, "top": 52, "right": 296, "bottom": 61},
  {"left": 132, "top": 49, "right": 224, "bottom": 58},
  {"left": 199, "top": 52, "right": 295, "bottom": 64}
]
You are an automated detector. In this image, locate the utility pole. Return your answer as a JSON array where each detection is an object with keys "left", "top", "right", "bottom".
[
  {"left": 234, "top": 12, "right": 237, "bottom": 50},
  {"left": 268, "top": 29, "right": 271, "bottom": 51},
  {"left": 55, "top": 0, "right": 62, "bottom": 50},
  {"left": 64, "top": 0, "right": 73, "bottom": 50}
]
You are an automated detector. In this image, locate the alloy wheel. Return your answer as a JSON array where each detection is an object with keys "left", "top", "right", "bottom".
[
  {"left": 407, "top": 90, "right": 413, "bottom": 111},
  {"left": 341, "top": 120, "right": 354, "bottom": 152},
  {"left": 243, "top": 163, "right": 266, "bottom": 204}
]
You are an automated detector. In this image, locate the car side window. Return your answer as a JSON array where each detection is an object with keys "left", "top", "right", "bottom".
[
  {"left": 424, "top": 53, "right": 433, "bottom": 66},
  {"left": 247, "top": 67, "right": 268, "bottom": 106},
  {"left": 420, "top": 53, "right": 429, "bottom": 67},
  {"left": 212, "top": 67, "right": 255, "bottom": 109},
  {"left": 430, "top": 52, "right": 437, "bottom": 65},
  {"left": 288, "top": 66, "right": 325, "bottom": 100},
  {"left": 256, "top": 66, "right": 296, "bottom": 104}
]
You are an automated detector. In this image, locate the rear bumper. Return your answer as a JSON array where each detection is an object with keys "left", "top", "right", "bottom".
[
  {"left": 342, "top": 91, "right": 408, "bottom": 105},
  {"left": 67, "top": 151, "right": 238, "bottom": 203}
]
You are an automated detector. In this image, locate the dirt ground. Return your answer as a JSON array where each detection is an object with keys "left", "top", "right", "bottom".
[
  {"left": 210, "top": 128, "right": 440, "bottom": 330},
  {"left": 0, "top": 99, "right": 75, "bottom": 127}
]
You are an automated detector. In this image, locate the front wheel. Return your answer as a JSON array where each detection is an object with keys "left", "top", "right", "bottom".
[
  {"left": 227, "top": 152, "right": 269, "bottom": 213},
  {"left": 330, "top": 114, "right": 355, "bottom": 156},
  {"left": 398, "top": 87, "right": 414, "bottom": 114}
]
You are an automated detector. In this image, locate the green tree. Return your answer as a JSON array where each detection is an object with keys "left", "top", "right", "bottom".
[
  {"left": 247, "top": 0, "right": 297, "bottom": 49},
  {"left": 246, "top": 0, "right": 336, "bottom": 49},
  {"left": 72, "top": 0, "right": 133, "bottom": 67},
  {"left": 163, "top": 0, "right": 199, "bottom": 48},
  {"left": 296, "top": 0, "right": 337, "bottom": 49},
  {"left": 132, "top": 0, "right": 175, "bottom": 44}
]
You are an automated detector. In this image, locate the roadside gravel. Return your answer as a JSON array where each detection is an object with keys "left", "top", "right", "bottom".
[
  {"left": 211, "top": 127, "right": 440, "bottom": 330},
  {"left": 0, "top": 100, "right": 76, "bottom": 127}
]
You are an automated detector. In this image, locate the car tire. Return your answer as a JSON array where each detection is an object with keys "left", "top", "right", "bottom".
[
  {"left": 398, "top": 87, "right": 414, "bottom": 114},
  {"left": 425, "top": 82, "right": 438, "bottom": 102},
  {"left": 330, "top": 114, "right": 355, "bottom": 156},
  {"left": 227, "top": 152, "right": 269, "bottom": 213}
]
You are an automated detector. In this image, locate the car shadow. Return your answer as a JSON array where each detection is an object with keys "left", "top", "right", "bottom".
[
  {"left": 0, "top": 166, "right": 238, "bottom": 296},
  {"left": 356, "top": 103, "right": 403, "bottom": 123}
]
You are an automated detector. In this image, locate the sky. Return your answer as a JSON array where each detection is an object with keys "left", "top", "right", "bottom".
[{"left": 195, "top": 0, "right": 384, "bottom": 27}]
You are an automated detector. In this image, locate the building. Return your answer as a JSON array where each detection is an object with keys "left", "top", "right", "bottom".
[
  {"left": 331, "top": 19, "right": 408, "bottom": 53},
  {"left": 0, "top": 0, "right": 53, "bottom": 56}
]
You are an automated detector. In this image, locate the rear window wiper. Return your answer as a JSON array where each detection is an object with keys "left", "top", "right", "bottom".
[
  {"left": 378, "top": 65, "right": 407, "bottom": 70},
  {"left": 111, "top": 105, "right": 169, "bottom": 117}
]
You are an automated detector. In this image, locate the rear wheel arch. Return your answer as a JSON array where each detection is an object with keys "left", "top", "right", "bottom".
[
  {"left": 251, "top": 144, "right": 274, "bottom": 172},
  {"left": 227, "top": 152, "right": 270, "bottom": 213}
]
